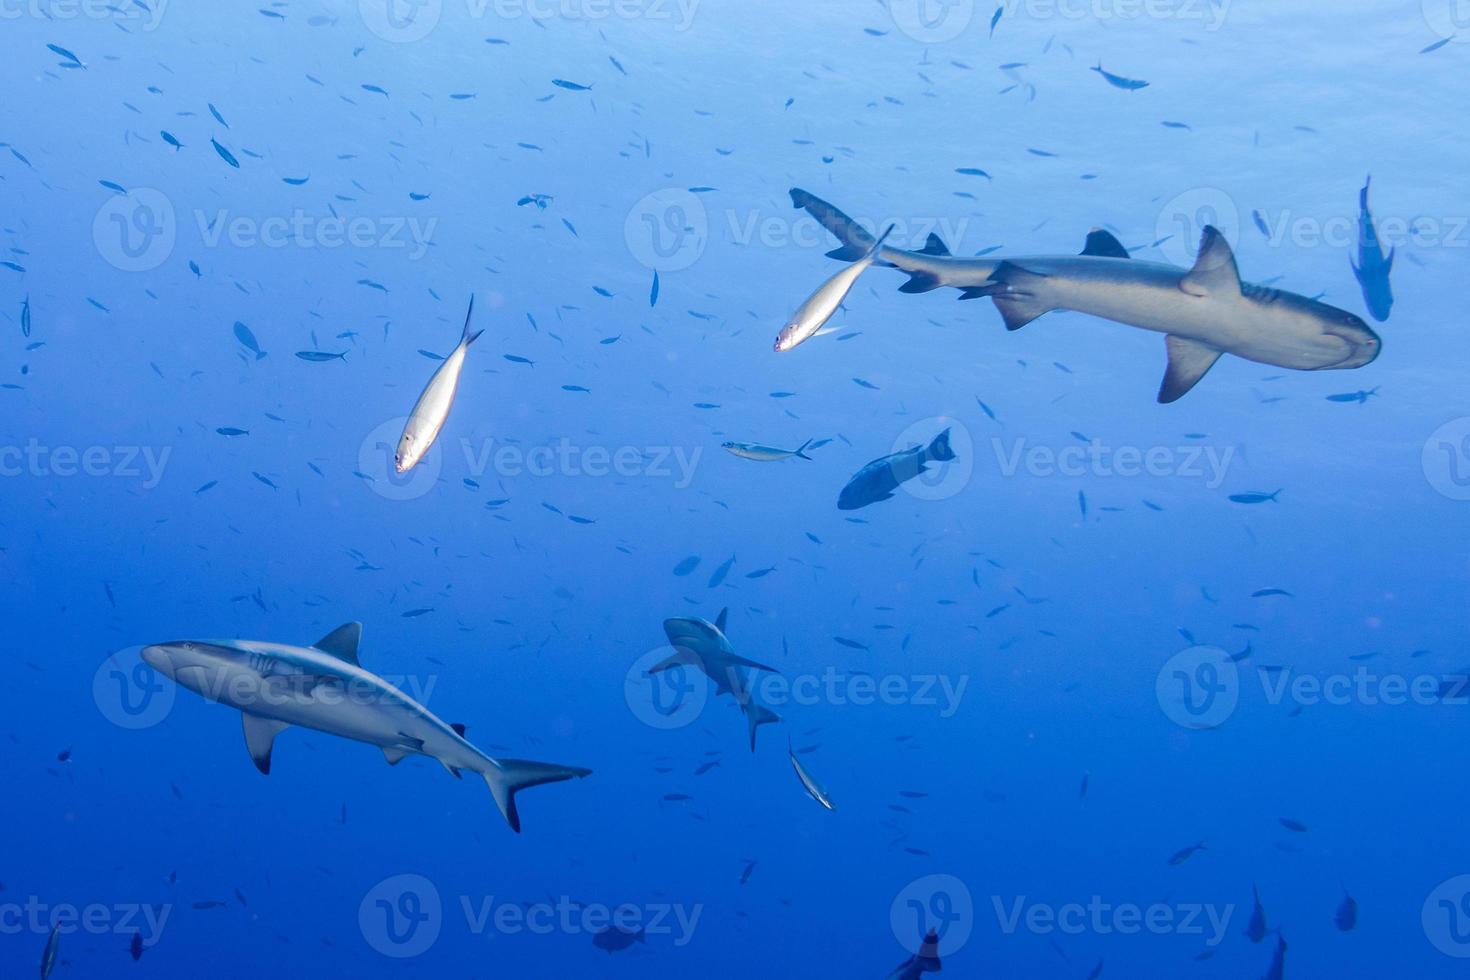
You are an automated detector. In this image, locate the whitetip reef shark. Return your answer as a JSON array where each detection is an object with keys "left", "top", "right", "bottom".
[
  {"left": 790, "top": 189, "right": 1381, "bottom": 402},
  {"left": 142, "top": 622, "right": 591, "bottom": 832}
]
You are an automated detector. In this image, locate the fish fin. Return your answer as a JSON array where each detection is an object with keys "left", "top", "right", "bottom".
[
  {"left": 980, "top": 261, "right": 1054, "bottom": 331},
  {"left": 865, "top": 224, "right": 897, "bottom": 260},
  {"left": 790, "top": 188, "right": 893, "bottom": 266},
  {"left": 647, "top": 650, "right": 696, "bottom": 674},
  {"left": 442, "top": 760, "right": 463, "bottom": 779},
  {"left": 723, "top": 652, "right": 780, "bottom": 674},
  {"left": 1180, "top": 226, "right": 1242, "bottom": 297},
  {"left": 450, "top": 723, "right": 467, "bottom": 737},
  {"left": 743, "top": 702, "right": 781, "bottom": 752},
  {"left": 1159, "top": 335, "right": 1224, "bottom": 403},
  {"left": 313, "top": 622, "right": 362, "bottom": 666},
  {"left": 926, "top": 428, "right": 956, "bottom": 463},
  {"left": 795, "top": 439, "right": 814, "bottom": 460},
  {"left": 1080, "top": 228, "right": 1131, "bottom": 259},
  {"left": 899, "top": 270, "right": 944, "bottom": 294},
  {"left": 241, "top": 715, "right": 289, "bottom": 775},
  {"left": 825, "top": 245, "right": 868, "bottom": 262},
  {"left": 1385, "top": 246, "right": 1395, "bottom": 272},
  {"left": 958, "top": 286, "right": 991, "bottom": 301},
  {"left": 483, "top": 758, "right": 593, "bottom": 833},
  {"left": 715, "top": 608, "right": 729, "bottom": 633},
  {"left": 918, "top": 233, "right": 950, "bottom": 257},
  {"left": 382, "top": 745, "right": 411, "bottom": 765},
  {"left": 460, "top": 296, "right": 483, "bottom": 347}
]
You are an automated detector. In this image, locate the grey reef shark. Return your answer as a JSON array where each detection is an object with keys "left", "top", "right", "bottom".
[
  {"left": 142, "top": 622, "right": 591, "bottom": 832},
  {"left": 652, "top": 609, "right": 782, "bottom": 750},
  {"left": 790, "top": 188, "right": 1381, "bottom": 403}
]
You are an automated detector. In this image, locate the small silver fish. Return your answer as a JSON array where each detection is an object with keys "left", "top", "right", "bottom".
[
  {"left": 722, "top": 439, "right": 813, "bottom": 462},
  {"left": 789, "top": 739, "right": 835, "bottom": 810},
  {"left": 775, "top": 225, "right": 893, "bottom": 352},
  {"left": 397, "top": 298, "right": 482, "bottom": 474}
]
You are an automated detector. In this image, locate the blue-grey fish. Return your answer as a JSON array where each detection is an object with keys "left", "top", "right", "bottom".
[
  {"left": 295, "top": 350, "right": 346, "bottom": 362},
  {"left": 1352, "top": 176, "right": 1394, "bottom": 321},
  {"left": 837, "top": 429, "right": 956, "bottom": 511},
  {"left": 20, "top": 294, "right": 30, "bottom": 338},
  {"left": 1245, "top": 884, "right": 1268, "bottom": 942},
  {"left": 40, "top": 921, "right": 61, "bottom": 979},
  {"left": 789, "top": 738, "right": 835, "bottom": 810},
  {"left": 885, "top": 929, "right": 941, "bottom": 980},
  {"left": 1335, "top": 891, "right": 1358, "bottom": 931},
  {"left": 1091, "top": 62, "right": 1148, "bottom": 90},
  {"left": 722, "top": 439, "right": 813, "bottom": 462},
  {"left": 1229, "top": 490, "right": 1280, "bottom": 504},
  {"left": 233, "top": 321, "right": 265, "bottom": 359}
]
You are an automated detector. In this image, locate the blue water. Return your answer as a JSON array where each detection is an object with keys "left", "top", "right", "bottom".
[{"left": 4, "top": 1, "right": 1469, "bottom": 976}]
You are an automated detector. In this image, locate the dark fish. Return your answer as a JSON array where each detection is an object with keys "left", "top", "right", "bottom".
[
  {"left": 233, "top": 321, "right": 265, "bottom": 359},
  {"left": 20, "top": 294, "right": 30, "bottom": 338},
  {"left": 1229, "top": 490, "right": 1280, "bottom": 504},
  {"left": 1352, "top": 176, "right": 1394, "bottom": 321},
  {"left": 1167, "top": 841, "right": 1206, "bottom": 866},
  {"left": 837, "top": 429, "right": 956, "bottom": 511},
  {"left": 553, "top": 79, "right": 592, "bottom": 91},
  {"left": 1278, "top": 817, "right": 1308, "bottom": 833},
  {"left": 708, "top": 555, "right": 735, "bottom": 588},
  {"left": 215, "top": 427, "right": 249, "bottom": 436},
  {"left": 294, "top": 350, "right": 347, "bottom": 362},
  {"left": 1091, "top": 62, "right": 1148, "bottom": 90},
  {"left": 1263, "top": 935, "right": 1286, "bottom": 980},
  {"left": 672, "top": 555, "right": 700, "bottom": 576},
  {"left": 1326, "top": 387, "right": 1378, "bottom": 404},
  {"left": 1335, "top": 891, "right": 1358, "bottom": 931},
  {"left": 591, "top": 926, "right": 644, "bottom": 952},
  {"left": 650, "top": 270, "right": 659, "bottom": 307},
  {"left": 1245, "top": 885, "right": 1268, "bottom": 942},
  {"left": 130, "top": 931, "right": 143, "bottom": 961},
  {"left": 40, "top": 922, "right": 60, "bottom": 979},
  {"left": 210, "top": 138, "right": 240, "bottom": 168},
  {"left": 401, "top": 608, "right": 434, "bottom": 618},
  {"left": 887, "top": 928, "right": 941, "bottom": 980},
  {"left": 47, "top": 42, "right": 84, "bottom": 67},
  {"left": 1252, "top": 588, "right": 1294, "bottom": 598}
]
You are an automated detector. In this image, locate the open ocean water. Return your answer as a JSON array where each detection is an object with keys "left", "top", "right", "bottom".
[{"left": 3, "top": 0, "right": 1469, "bottom": 977}]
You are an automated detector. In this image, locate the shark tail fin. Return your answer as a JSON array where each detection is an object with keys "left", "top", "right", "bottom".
[
  {"left": 460, "top": 295, "right": 484, "bottom": 348},
  {"left": 790, "top": 188, "right": 895, "bottom": 267},
  {"left": 743, "top": 702, "right": 781, "bottom": 752},
  {"left": 795, "top": 439, "right": 814, "bottom": 461},
  {"left": 483, "top": 758, "right": 593, "bottom": 833}
]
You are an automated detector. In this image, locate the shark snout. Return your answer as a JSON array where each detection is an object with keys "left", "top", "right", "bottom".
[{"left": 1327, "top": 315, "right": 1382, "bottom": 369}]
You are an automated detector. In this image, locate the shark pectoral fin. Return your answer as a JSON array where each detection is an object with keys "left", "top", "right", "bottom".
[
  {"left": 1159, "top": 335, "right": 1225, "bottom": 403},
  {"left": 313, "top": 622, "right": 363, "bottom": 666},
  {"left": 1081, "top": 228, "right": 1131, "bottom": 259},
  {"left": 483, "top": 759, "right": 594, "bottom": 833},
  {"left": 1180, "top": 226, "right": 1242, "bottom": 297},
  {"left": 241, "top": 715, "right": 289, "bottom": 775}
]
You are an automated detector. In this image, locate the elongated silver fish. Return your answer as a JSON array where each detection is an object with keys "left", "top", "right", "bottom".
[
  {"left": 397, "top": 298, "right": 482, "bottom": 474},
  {"left": 788, "top": 739, "right": 835, "bottom": 810},
  {"left": 722, "top": 439, "right": 813, "bottom": 462},
  {"left": 40, "top": 921, "right": 60, "bottom": 979},
  {"left": 774, "top": 224, "right": 894, "bottom": 352}
]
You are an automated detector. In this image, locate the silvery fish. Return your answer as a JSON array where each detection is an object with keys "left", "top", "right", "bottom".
[
  {"left": 774, "top": 224, "right": 894, "bottom": 352},
  {"left": 397, "top": 298, "right": 482, "bottom": 474}
]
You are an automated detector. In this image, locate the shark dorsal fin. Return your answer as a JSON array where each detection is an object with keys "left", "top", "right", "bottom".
[
  {"left": 314, "top": 622, "right": 363, "bottom": 666},
  {"left": 918, "top": 233, "right": 950, "bottom": 257},
  {"left": 715, "top": 608, "right": 729, "bottom": 632},
  {"left": 1180, "top": 226, "right": 1241, "bottom": 297},
  {"left": 451, "top": 723, "right": 467, "bottom": 738},
  {"left": 1080, "top": 228, "right": 1130, "bottom": 259},
  {"left": 1159, "top": 335, "right": 1224, "bottom": 403}
]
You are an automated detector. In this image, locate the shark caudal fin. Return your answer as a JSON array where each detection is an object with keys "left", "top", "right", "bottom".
[
  {"left": 742, "top": 702, "right": 781, "bottom": 751},
  {"left": 789, "top": 188, "right": 893, "bottom": 265},
  {"left": 459, "top": 295, "right": 484, "bottom": 348},
  {"left": 483, "top": 758, "right": 593, "bottom": 833},
  {"left": 962, "top": 261, "right": 1055, "bottom": 330}
]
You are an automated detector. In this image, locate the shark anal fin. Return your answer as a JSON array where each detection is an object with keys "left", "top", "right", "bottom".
[
  {"left": 1160, "top": 335, "right": 1224, "bottom": 403},
  {"left": 382, "top": 746, "right": 410, "bottom": 766},
  {"left": 899, "top": 270, "right": 943, "bottom": 294},
  {"left": 242, "top": 715, "right": 289, "bottom": 775},
  {"left": 976, "top": 261, "right": 1054, "bottom": 331},
  {"left": 1080, "top": 228, "right": 1131, "bottom": 259},
  {"left": 1180, "top": 226, "right": 1242, "bottom": 297},
  {"left": 314, "top": 622, "right": 363, "bottom": 666}
]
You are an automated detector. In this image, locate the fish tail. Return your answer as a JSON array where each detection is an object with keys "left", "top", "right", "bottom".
[
  {"left": 481, "top": 758, "right": 592, "bottom": 833},
  {"left": 789, "top": 188, "right": 895, "bottom": 266},
  {"left": 926, "top": 428, "right": 956, "bottom": 463},
  {"left": 460, "top": 295, "right": 483, "bottom": 348},
  {"left": 795, "top": 438, "right": 814, "bottom": 460},
  {"left": 743, "top": 702, "right": 781, "bottom": 752}
]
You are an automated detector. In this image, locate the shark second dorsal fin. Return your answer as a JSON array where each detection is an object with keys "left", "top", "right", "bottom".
[
  {"left": 1159, "top": 335, "right": 1224, "bottom": 403},
  {"left": 715, "top": 608, "right": 729, "bottom": 632},
  {"left": 242, "top": 715, "right": 289, "bottom": 775},
  {"left": 1080, "top": 228, "right": 1130, "bottom": 259},
  {"left": 314, "top": 622, "right": 363, "bottom": 665},
  {"left": 917, "top": 233, "right": 950, "bottom": 257},
  {"left": 1180, "top": 226, "right": 1241, "bottom": 297}
]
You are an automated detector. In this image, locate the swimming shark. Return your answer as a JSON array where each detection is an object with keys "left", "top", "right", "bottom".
[
  {"left": 652, "top": 610, "right": 781, "bottom": 749},
  {"left": 141, "top": 622, "right": 591, "bottom": 832},
  {"left": 885, "top": 929, "right": 942, "bottom": 980},
  {"left": 790, "top": 189, "right": 1381, "bottom": 402}
]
